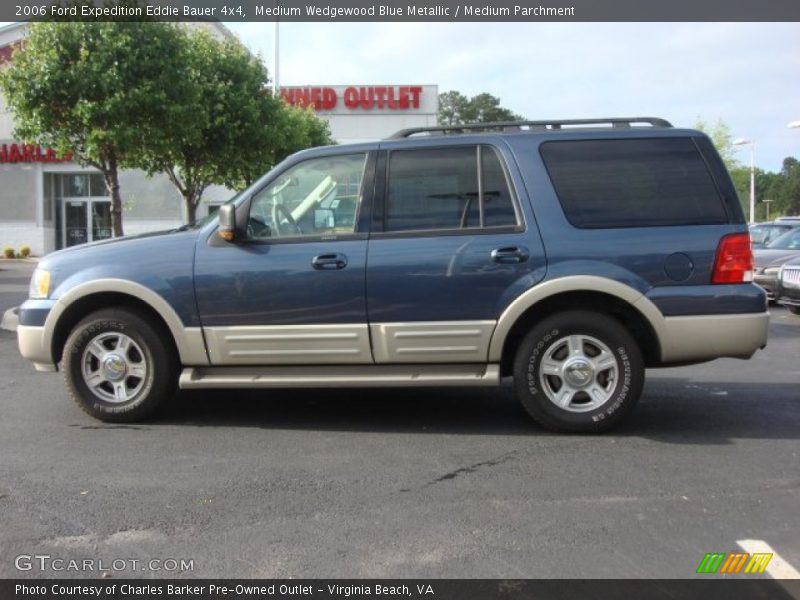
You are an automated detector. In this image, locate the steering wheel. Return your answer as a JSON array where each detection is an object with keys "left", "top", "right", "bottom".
[
  {"left": 271, "top": 203, "right": 303, "bottom": 236},
  {"left": 246, "top": 215, "right": 271, "bottom": 239}
]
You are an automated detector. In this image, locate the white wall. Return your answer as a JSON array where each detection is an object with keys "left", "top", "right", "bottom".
[{"left": 0, "top": 221, "right": 47, "bottom": 256}]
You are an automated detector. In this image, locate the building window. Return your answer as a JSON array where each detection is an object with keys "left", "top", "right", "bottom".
[{"left": 62, "top": 173, "right": 108, "bottom": 198}]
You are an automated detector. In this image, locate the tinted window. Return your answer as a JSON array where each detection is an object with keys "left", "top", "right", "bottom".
[
  {"left": 540, "top": 138, "right": 728, "bottom": 228},
  {"left": 386, "top": 146, "right": 517, "bottom": 232}
]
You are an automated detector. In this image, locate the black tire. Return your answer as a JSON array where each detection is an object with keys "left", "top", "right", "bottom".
[
  {"left": 788, "top": 305, "right": 800, "bottom": 316},
  {"left": 513, "top": 310, "right": 644, "bottom": 433},
  {"left": 62, "top": 308, "right": 178, "bottom": 422}
]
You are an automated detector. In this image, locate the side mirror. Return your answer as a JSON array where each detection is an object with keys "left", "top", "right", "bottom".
[{"left": 217, "top": 204, "right": 237, "bottom": 242}]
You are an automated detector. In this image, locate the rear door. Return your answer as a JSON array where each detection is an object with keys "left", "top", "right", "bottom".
[{"left": 366, "top": 142, "right": 546, "bottom": 363}]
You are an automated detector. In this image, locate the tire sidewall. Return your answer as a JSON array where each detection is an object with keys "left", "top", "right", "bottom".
[
  {"left": 63, "top": 310, "right": 173, "bottom": 421},
  {"left": 514, "top": 311, "right": 644, "bottom": 432}
]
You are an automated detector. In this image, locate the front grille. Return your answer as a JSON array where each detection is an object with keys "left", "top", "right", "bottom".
[{"left": 782, "top": 267, "right": 800, "bottom": 289}]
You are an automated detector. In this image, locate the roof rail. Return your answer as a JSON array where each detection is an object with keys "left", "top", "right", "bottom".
[{"left": 389, "top": 117, "right": 673, "bottom": 139}]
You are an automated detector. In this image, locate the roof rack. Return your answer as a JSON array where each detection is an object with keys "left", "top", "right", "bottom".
[{"left": 389, "top": 117, "right": 673, "bottom": 139}]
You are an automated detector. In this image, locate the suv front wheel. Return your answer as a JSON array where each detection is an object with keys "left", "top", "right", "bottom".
[
  {"left": 62, "top": 308, "right": 177, "bottom": 422},
  {"left": 513, "top": 310, "right": 644, "bottom": 432}
]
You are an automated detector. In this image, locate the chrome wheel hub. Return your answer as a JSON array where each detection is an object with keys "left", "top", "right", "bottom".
[
  {"left": 102, "top": 354, "right": 127, "bottom": 381},
  {"left": 563, "top": 358, "right": 594, "bottom": 388},
  {"left": 81, "top": 332, "right": 147, "bottom": 403},
  {"left": 539, "top": 334, "right": 619, "bottom": 413}
]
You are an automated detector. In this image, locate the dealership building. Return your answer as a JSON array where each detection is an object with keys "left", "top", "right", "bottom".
[{"left": 0, "top": 22, "right": 439, "bottom": 255}]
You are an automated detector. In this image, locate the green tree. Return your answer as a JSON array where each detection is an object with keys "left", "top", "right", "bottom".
[
  {"left": 777, "top": 157, "right": 800, "bottom": 217},
  {"left": 438, "top": 90, "right": 523, "bottom": 125},
  {"left": 0, "top": 20, "right": 192, "bottom": 237},
  {"left": 137, "top": 30, "right": 334, "bottom": 225},
  {"left": 694, "top": 118, "right": 741, "bottom": 171}
]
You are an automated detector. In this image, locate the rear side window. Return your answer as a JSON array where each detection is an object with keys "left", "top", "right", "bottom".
[
  {"left": 540, "top": 138, "right": 728, "bottom": 228},
  {"left": 385, "top": 146, "right": 518, "bottom": 232}
]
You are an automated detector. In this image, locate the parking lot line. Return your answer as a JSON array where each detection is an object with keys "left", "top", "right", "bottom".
[{"left": 737, "top": 539, "right": 800, "bottom": 579}]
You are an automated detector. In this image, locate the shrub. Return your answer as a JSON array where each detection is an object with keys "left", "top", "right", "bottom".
[
  {"left": 19, "top": 245, "right": 31, "bottom": 258},
  {"left": 3, "top": 247, "right": 14, "bottom": 259}
]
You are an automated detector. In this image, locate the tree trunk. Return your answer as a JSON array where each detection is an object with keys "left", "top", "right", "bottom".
[
  {"left": 103, "top": 157, "right": 124, "bottom": 237},
  {"left": 184, "top": 194, "right": 198, "bottom": 226}
]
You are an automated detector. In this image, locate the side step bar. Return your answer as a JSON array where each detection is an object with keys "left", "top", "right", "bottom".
[{"left": 179, "top": 364, "right": 501, "bottom": 389}]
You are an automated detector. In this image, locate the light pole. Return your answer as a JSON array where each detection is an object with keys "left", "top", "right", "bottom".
[
  {"left": 788, "top": 121, "right": 800, "bottom": 129},
  {"left": 763, "top": 198, "right": 772, "bottom": 221},
  {"left": 733, "top": 138, "right": 756, "bottom": 224},
  {"left": 272, "top": 0, "right": 280, "bottom": 95}
]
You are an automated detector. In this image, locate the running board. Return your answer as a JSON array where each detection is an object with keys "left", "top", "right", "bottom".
[{"left": 179, "top": 364, "right": 501, "bottom": 389}]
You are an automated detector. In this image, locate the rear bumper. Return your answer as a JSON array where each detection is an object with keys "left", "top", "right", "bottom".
[
  {"left": 17, "top": 325, "right": 57, "bottom": 372},
  {"left": 659, "top": 312, "right": 770, "bottom": 363}
]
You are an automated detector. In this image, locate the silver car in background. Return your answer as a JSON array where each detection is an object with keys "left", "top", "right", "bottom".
[{"left": 753, "top": 227, "right": 800, "bottom": 300}]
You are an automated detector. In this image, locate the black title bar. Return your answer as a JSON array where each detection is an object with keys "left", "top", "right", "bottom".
[
  {"left": 4, "top": 579, "right": 800, "bottom": 600},
  {"left": 4, "top": 0, "right": 800, "bottom": 22}
]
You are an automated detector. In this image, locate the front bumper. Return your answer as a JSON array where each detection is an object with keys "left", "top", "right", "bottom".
[
  {"left": 17, "top": 324, "right": 57, "bottom": 372},
  {"left": 753, "top": 273, "right": 778, "bottom": 300},
  {"left": 776, "top": 287, "right": 800, "bottom": 308}
]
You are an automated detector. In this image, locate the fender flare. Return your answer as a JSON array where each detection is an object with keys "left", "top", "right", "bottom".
[
  {"left": 487, "top": 275, "right": 666, "bottom": 362},
  {"left": 44, "top": 279, "right": 208, "bottom": 366}
]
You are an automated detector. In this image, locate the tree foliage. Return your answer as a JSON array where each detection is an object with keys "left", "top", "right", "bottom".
[
  {"left": 438, "top": 90, "right": 523, "bottom": 125},
  {"left": 137, "top": 29, "right": 335, "bottom": 224},
  {"left": 0, "top": 19, "right": 192, "bottom": 236},
  {"left": 1, "top": 18, "right": 337, "bottom": 231},
  {"left": 694, "top": 117, "right": 741, "bottom": 171},
  {"left": 728, "top": 158, "right": 800, "bottom": 221}
]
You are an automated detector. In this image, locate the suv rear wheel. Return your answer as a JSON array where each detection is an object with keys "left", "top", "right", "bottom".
[
  {"left": 63, "top": 308, "right": 177, "bottom": 422},
  {"left": 513, "top": 310, "right": 644, "bottom": 433}
]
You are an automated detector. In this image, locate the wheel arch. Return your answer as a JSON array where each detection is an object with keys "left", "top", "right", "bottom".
[
  {"left": 489, "top": 277, "right": 665, "bottom": 376},
  {"left": 46, "top": 280, "right": 207, "bottom": 367}
]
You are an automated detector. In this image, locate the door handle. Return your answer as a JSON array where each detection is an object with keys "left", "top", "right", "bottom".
[
  {"left": 491, "top": 246, "right": 529, "bottom": 264},
  {"left": 312, "top": 253, "right": 348, "bottom": 270}
]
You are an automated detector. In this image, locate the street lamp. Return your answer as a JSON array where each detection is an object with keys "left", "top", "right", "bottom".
[
  {"left": 733, "top": 138, "right": 756, "bottom": 224},
  {"left": 788, "top": 121, "right": 800, "bottom": 129}
]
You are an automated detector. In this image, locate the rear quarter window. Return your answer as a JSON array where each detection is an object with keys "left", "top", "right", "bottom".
[{"left": 539, "top": 138, "right": 729, "bottom": 228}]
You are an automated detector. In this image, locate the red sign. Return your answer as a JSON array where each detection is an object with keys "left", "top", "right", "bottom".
[
  {"left": 0, "top": 143, "right": 74, "bottom": 164},
  {"left": 281, "top": 86, "right": 424, "bottom": 111}
]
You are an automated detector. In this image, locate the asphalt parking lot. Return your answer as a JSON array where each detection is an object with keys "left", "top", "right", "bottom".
[{"left": 0, "top": 260, "right": 798, "bottom": 580}]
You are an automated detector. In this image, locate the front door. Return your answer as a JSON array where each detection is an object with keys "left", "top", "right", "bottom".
[
  {"left": 64, "top": 200, "right": 88, "bottom": 247},
  {"left": 194, "top": 151, "right": 375, "bottom": 365}
]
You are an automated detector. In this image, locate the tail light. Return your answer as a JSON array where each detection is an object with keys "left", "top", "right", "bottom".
[{"left": 712, "top": 233, "right": 753, "bottom": 284}]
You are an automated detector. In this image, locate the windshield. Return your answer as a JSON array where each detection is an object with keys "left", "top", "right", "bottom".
[
  {"left": 766, "top": 227, "right": 800, "bottom": 250},
  {"left": 750, "top": 225, "right": 790, "bottom": 245}
]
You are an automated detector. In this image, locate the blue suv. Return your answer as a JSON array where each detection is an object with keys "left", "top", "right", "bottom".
[{"left": 17, "top": 118, "right": 769, "bottom": 432}]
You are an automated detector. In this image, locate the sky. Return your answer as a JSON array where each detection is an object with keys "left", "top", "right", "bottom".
[{"left": 228, "top": 21, "right": 800, "bottom": 172}]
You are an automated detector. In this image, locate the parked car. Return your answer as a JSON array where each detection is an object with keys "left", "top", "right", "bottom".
[
  {"left": 776, "top": 256, "right": 800, "bottom": 315},
  {"left": 749, "top": 222, "right": 798, "bottom": 249},
  {"left": 17, "top": 117, "right": 769, "bottom": 432},
  {"left": 774, "top": 216, "right": 800, "bottom": 224},
  {"left": 753, "top": 228, "right": 800, "bottom": 300}
]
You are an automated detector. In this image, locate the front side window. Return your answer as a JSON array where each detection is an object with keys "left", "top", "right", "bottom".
[
  {"left": 248, "top": 153, "right": 367, "bottom": 240},
  {"left": 384, "top": 145, "right": 518, "bottom": 233}
]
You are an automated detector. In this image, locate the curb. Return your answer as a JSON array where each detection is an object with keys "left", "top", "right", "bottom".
[{"left": 1, "top": 307, "right": 18, "bottom": 332}]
